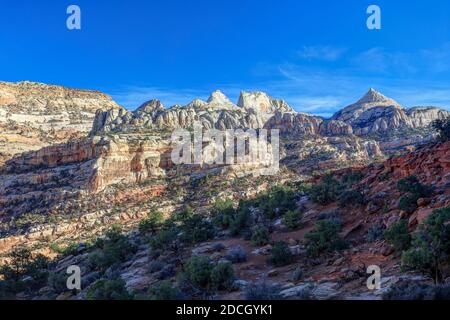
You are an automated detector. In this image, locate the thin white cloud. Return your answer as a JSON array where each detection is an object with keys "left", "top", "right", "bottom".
[{"left": 297, "top": 46, "right": 347, "bottom": 62}]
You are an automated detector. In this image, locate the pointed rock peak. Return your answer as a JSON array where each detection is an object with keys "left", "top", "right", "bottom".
[
  {"left": 135, "top": 99, "right": 165, "bottom": 113},
  {"left": 237, "top": 91, "right": 294, "bottom": 114},
  {"left": 207, "top": 90, "right": 232, "bottom": 105},
  {"left": 186, "top": 98, "right": 207, "bottom": 109},
  {"left": 357, "top": 88, "right": 398, "bottom": 105}
]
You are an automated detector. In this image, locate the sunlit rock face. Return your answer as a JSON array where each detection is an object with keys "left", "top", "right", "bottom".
[
  {"left": 332, "top": 88, "right": 450, "bottom": 135},
  {"left": 0, "top": 81, "right": 122, "bottom": 165}
]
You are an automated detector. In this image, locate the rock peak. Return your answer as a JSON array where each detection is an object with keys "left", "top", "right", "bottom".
[
  {"left": 207, "top": 90, "right": 231, "bottom": 104},
  {"left": 357, "top": 88, "right": 397, "bottom": 105}
]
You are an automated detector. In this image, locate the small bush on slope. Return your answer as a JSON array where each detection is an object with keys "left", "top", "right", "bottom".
[
  {"left": 269, "top": 241, "right": 294, "bottom": 267},
  {"left": 305, "top": 220, "right": 348, "bottom": 258},
  {"left": 86, "top": 279, "right": 132, "bottom": 300},
  {"left": 402, "top": 207, "right": 450, "bottom": 284},
  {"left": 383, "top": 220, "right": 411, "bottom": 254}
]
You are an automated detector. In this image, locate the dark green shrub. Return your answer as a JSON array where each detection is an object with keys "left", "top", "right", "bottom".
[
  {"left": 173, "top": 205, "right": 194, "bottom": 223},
  {"left": 338, "top": 190, "right": 365, "bottom": 208},
  {"left": 229, "top": 200, "right": 254, "bottom": 236},
  {"left": 342, "top": 172, "right": 364, "bottom": 186},
  {"left": 0, "top": 247, "right": 50, "bottom": 296},
  {"left": 310, "top": 175, "right": 343, "bottom": 205},
  {"left": 86, "top": 279, "right": 132, "bottom": 300},
  {"left": 211, "top": 262, "right": 235, "bottom": 290},
  {"left": 211, "top": 199, "right": 236, "bottom": 229},
  {"left": 149, "top": 228, "right": 178, "bottom": 251},
  {"left": 226, "top": 246, "right": 247, "bottom": 263},
  {"left": 180, "top": 215, "right": 216, "bottom": 245},
  {"left": 245, "top": 282, "right": 281, "bottom": 300},
  {"left": 139, "top": 209, "right": 164, "bottom": 234},
  {"left": 282, "top": 210, "right": 303, "bottom": 230},
  {"left": 384, "top": 220, "right": 411, "bottom": 253},
  {"left": 399, "top": 195, "right": 419, "bottom": 213},
  {"left": 305, "top": 220, "right": 347, "bottom": 258},
  {"left": 251, "top": 225, "right": 270, "bottom": 246},
  {"left": 397, "top": 176, "right": 433, "bottom": 198},
  {"left": 269, "top": 241, "right": 294, "bottom": 267},
  {"left": 180, "top": 256, "right": 214, "bottom": 289},
  {"left": 148, "top": 281, "right": 182, "bottom": 300},
  {"left": 258, "top": 185, "right": 297, "bottom": 218},
  {"left": 402, "top": 207, "right": 450, "bottom": 284},
  {"left": 89, "top": 226, "right": 137, "bottom": 272}
]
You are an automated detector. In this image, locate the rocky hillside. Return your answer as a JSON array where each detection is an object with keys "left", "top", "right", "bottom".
[
  {"left": 2, "top": 140, "right": 450, "bottom": 300},
  {"left": 332, "top": 88, "right": 450, "bottom": 133},
  {"left": 0, "top": 81, "right": 121, "bottom": 165},
  {"left": 1, "top": 82, "right": 450, "bottom": 300}
]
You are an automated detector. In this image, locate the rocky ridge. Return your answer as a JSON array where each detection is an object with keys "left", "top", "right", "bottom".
[{"left": 0, "top": 81, "right": 121, "bottom": 165}]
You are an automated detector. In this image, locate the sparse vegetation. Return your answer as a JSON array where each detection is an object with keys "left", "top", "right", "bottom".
[
  {"left": 251, "top": 225, "right": 270, "bottom": 246},
  {"left": 282, "top": 210, "right": 303, "bottom": 230},
  {"left": 269, "top": 241, "right": 294, "bottom": 267},
  {"left": 432, "top": 117, "right": 450, "bottom": 141},
  {"left": 88, "top": 226, "right": 137, "bottom": 272},
  {"left": 310, "top": 175, "right": 343, "bottom": 205},
  {"left": 148, "top": 281, "right": 183, "bottom": 300},
  {"left": 402, "top": 207, "right": 450, "bottom": 284},
  {"left": 305, "top": 220, "right": 347, "bottom": 258},
  {"left": 397, "top": 176, "right": 433, "bottom": 213},
  {"left": 383, "top": 220, "right": 411, "bottom": 253},
  {"left": 86, "top": 279, "right": 132, "bottom": 300}
]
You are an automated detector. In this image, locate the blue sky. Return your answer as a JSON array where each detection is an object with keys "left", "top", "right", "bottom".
[{"left": 1, "top": 0, "right": 450, "bottom": 117}]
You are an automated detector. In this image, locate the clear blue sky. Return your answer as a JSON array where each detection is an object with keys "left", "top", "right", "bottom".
[{"left": 1, "top": 0, "right": 450, "bottom": 116}]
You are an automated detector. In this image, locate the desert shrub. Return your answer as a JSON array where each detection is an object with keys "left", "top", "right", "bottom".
[
  {"left": 173, "top": 205, "right": 194, "bottom": 223},
  {"left": 149, "top": 228, "right": 178, "bottom": 251},
  {"left": 89, "top": 226, "right": 137, "bottom": 272},
  {"left": 310, "top": 175, "right": 343, "bottom": 205},
  {"left": 397, "top": 176, "right": 433, "bottom": 198},
  {"left": 383, "top": 281, "right": 435, "bottom": 300},
  {"left": 338, "top": 190, "right": 365, "bottom": 208},
  {"left": 282, "top": 210, "right": 303, "bottom": 230},
  {"left": 402, "top": 207, "right": 450, "bottom": 284},
  {"left": 229, "top": 201, "right": 254, "bottom": 236},
  {"left": 0, "top": 247, "right": 50, "bottom": 296},
  {"left": 148, "top": 281, "right": 183, "bottom": 300},
  {"left": 258, "top": 185, "right": 297, "bottom": 219},
  {"left": 342, "top": 172, "right": 364, "bottom": 186},
  {"left": 48, "top": 272, "right": 69, "bottom": 294},
  {"left": 211, "top": 199, "right": 236, "bottom": 229},
  {"left": 291, "top": 267, "right": 304, "bottom": 282},
  {"left": 210, "top": 262, "right": 235, "bottom": 290},
  {"left": 269, "top": 241, "right": 294, "bottom": 267},
  {"left": 179, "top": 256, "right": 214, "bottom": 289},
  {"left": 432, "top": 117, "right": 450, "bottom": 141},
  {"left": 251, "top": 225, "right": 270, "bottom": 246},
  {"left": 305, "top": 220, "right": 347, "bottom": 258},
  {"left": 317, "top": 210, "right": 342, "bottom": 225},
  {"left": 366, "top": 224, "right": 385, "bottom": 243},
  {"left": 399, "top": 195, "right": 419, "bottom": 214},
  {"left": 86, "top": 279, "right": 132, "bottom": 300},
  {"left": 180, "top": 215, "right": 216, "bottom": 245},
  {"left": 139, "top": 209, "right": 164, "bottom": 234},
  {"left": 245, "top": 282, "right": 281, "bottom": 300},
  {"left": 384, "top": 220, "right": 411, "bottom": 253},
  {"left": 396, "top": 176, "right": 433, "bottom": 213},
  {"left": 226, "top": 246, "right": 247, "bottom": 264}
]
